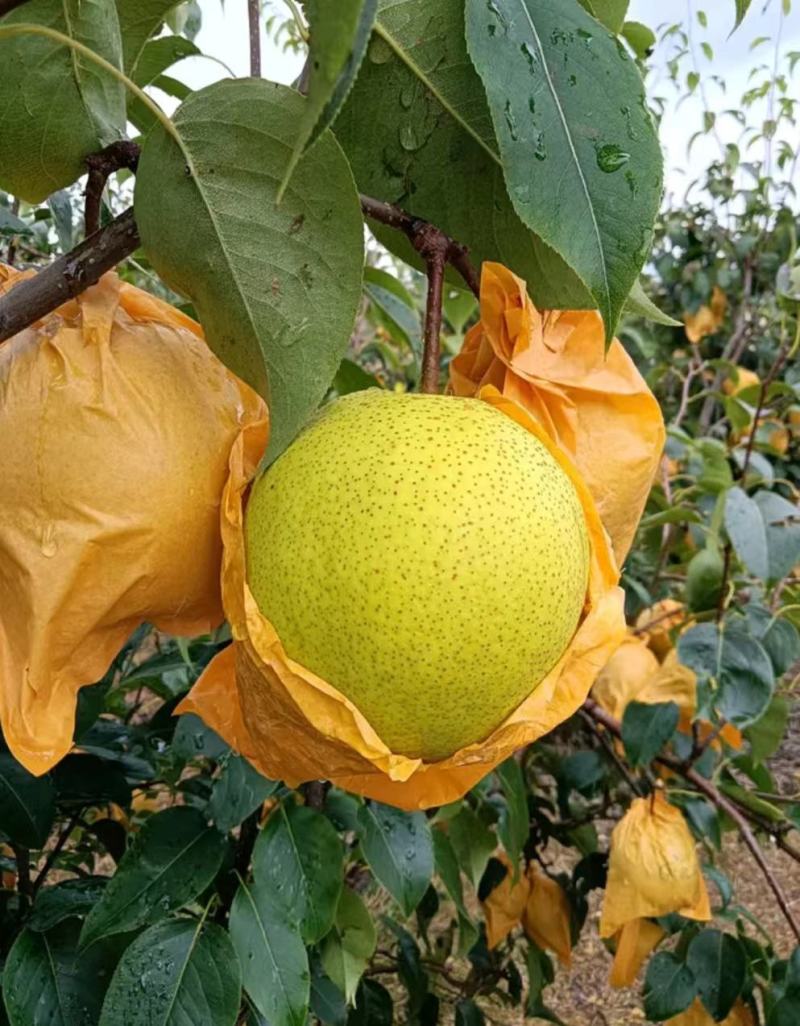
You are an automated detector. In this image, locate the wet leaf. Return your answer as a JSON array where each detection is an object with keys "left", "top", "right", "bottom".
[
  {"left": 79, "top": 808, "right": 227, "bottom": 948},
  {"left": 98, "top": 919, "right": 241, "bottom": 1026},
  {"left": 135, "top": 79, "right": 364, "bottom": 462},
  {"left": 357, "top": 802, "right": 433, "bottom": 917},
  {"left": 464, "top": 0, "right": 662, "bottom": 337}
]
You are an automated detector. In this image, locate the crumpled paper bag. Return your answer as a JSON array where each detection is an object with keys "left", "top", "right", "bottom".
[
  {"left": 449, "top": 262, "right": 665, "bottom": 565},
  {"left": 0, "top": 266, "right": 267, "bottom": 774},
  {"left": 178, "top": 384, "right": 627, "bottom": 810}
]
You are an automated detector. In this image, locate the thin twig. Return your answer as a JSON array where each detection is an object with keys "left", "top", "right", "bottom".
[
  {"left": 84, "top": 140, "right": 140, "bottom": 236},
  {"left": 11, "top": 845, "right": 31, "bottom": 899},
  {"left": 6, "top": 196, "right": 20, "bottom": 266},
  {"left": 247, "top": 0, "right": 261, "bottom": 77},
  {"left": 579, "top": 709, "right": 645, "bottom": 797},
  {"left": 32, "top": 811, "right": 82, "bottom": 897},
  {"left": 300, "top": 780, "right": 329, "bottom": 810},
  {"left": 583, "top": 698, "right": 800, "bottom": 944}
]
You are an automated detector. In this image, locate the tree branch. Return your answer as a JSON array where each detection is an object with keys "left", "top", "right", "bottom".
[
  {"left": 247, "top": 0, "right": 261, "bottom": 77},
  {"left": 583, "top": 697, "right": 800, "bottom": 944},
  {"left": 0, "top": 208, "right": 140, "bottom": 342},
  {"left": 360, "top": 194, "right": 480, "bottom": 298},
  {"left": 84, "top": 140, "right": 140, "bottom": 237}
]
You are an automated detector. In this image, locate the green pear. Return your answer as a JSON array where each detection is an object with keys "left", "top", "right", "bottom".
[{"left": 244, "top": 391, "right": 590, "bottom": 760}]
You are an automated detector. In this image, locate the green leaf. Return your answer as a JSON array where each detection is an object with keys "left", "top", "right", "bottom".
[
  {"left": 347, "top": 980, "right": 393, "bottom": 1026},
  {"left": 443, "top": 286, "right": 478, "bottom": 333},
  {"left": 0, "top": 753, "right": 55, "bottom": 849},
  {"left": 621, "top": 701, "right": 680, "bottom": 766},
  {"left": 130, "top": 35, "right": 199, "bottom": 89},
  {"left": 0, "top": 0, "right": 126, "bottom": 203},
  {"left": 321, "top": 888, "right": 377, "bottom": 1006},
  {"left": 761, "top": 619, "right": 800, "bottom": 677},
  {"left": 229, "top": 878, "right": 309, "bottom": 1026},
  {"left": 357, "top": 801, "right": 433, "bottom": 917},
  {"left": 335, "top": 0, "right": 591, "bottom": 311},
  {"left": 448, "top": 805, "right": 496, "bottom": 889},
  {"left": 331, "top": 359, "right": 379, "bottom": 396},
  {"left": 678, "top": 623, "right": 774, "bottom": 727},
  {"left": 310, "top": 961, "right": 347, "bottom": 1026},
  {"left": 625, "top": 279, "right": 681, "bottom": 326},
  {"left": 28, "top": 878, "right": 108, "bottom": 933},
  {"left": 576, "top": 0, "right": 629, "bottom": 33},
  {"left": 4, "top": 921, "right": 125, "bottom": 1026},
  {"left": 464, "top": 0, "right": 662, "bottom": 338},
  {"left": 116, "top": 0, "right": 183, "bottom": 74},
  {"left": 99, "top": 919, "right": 241, "bottom": 1026},
  {"left": 496, "top": 758, "right": 529, "bottom": 868},
  {"left": 278, "top": 0, "right": 378, "bottom": 199},
  {"left": 643, "top": 952, "right": 697, "bottom": 1022},
  {"left": 383, "top": 919, "right": 428, "bottom": 1014},
  {"left": 0, "top": 206, "right": 30, "bottom": 235},
  {"left": 732, "top": 0, "right": 753, "bottom": 31},
  {"left": 47, "top": 190, "right": 73, "bottom": 252},
  {"left": 53, "top": 754, "right": 132, "bottom": 808},
  {"left": 753, "top": 491, "right": 800, "bottom": 582},
  {"left": 134, "top": 79, "right": 364, "bottom": 463},
  {"left": 363, "top": 266, "right": 421, "bottom": 352},
  {"left": 746, "top": 696, "right": 790, "bottom": 761},
  {"left": 621, "top": 21, "right": 656, "bottom": 59},
  {"left": 455, "top": 998, "right": 485, "bottom": 1026},
  {"left": 686, "top": 930, "right": 746, "bottom": 1021},
  {"left": 252, "top": 801, "right": 343, "bottom": 944},
  {"left": 79, "top": 807, "right": 227, "bottom": 948},
  {"left": 770, "top": 996, "right": 800, "bottom": 1026},
  {"left": 172, "top": 713, "right": 229, "bottom": 761},
  {"left": 725, "top": 487, "right": 769, "bottom": 579},
  {"left": 432, "top": 830, "right": 478, "bottom": 955},
  {"left": 208, "top": 755, "right": 277, "bottom": 834}
]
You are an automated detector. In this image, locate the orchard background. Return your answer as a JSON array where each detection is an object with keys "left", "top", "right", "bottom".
[{"left": 0, "top": 1, "right": 799, "bottom": 1025}]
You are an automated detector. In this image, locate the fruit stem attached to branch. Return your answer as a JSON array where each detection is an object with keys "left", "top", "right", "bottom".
[
  {"left": 84, "top": 140, "right": 140, "bottom": 237},
  {"left": 359, "top": 194, "right": 480, "bottom": 394}
]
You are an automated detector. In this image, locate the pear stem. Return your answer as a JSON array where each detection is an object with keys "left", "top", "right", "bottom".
[{"left": 358, "top": 194, "right": 480, "bottom": 394}]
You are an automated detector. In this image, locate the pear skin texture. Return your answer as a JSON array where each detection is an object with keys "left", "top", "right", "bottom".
[{"left": 244, "top": 391, "right": 590, "bottom": 760}]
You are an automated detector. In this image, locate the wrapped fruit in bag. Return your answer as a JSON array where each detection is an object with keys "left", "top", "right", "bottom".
[
  {"left": 179, "top": 261, "right": 665, "bottom": 810},
  {"left": 0, "top": 267, "right": 267, "bottom": 774}
]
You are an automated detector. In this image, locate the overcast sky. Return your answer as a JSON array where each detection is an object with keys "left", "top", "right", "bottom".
[{"left": 164, "top": 0, "right": 800, "bottom": 206}]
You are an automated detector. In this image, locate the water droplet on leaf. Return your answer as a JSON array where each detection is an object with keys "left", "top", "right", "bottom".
[
  {"left": 503, "top": 100, "right": 518, "bottom": 141},
  {"left": 399, "top": 124, "right": 420, "bottom": 151},
  {"left": 596, "top": 143, "right": 630, "bottom": 173}
]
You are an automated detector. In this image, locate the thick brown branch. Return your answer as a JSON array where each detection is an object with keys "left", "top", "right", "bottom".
[
  {"left": 0, "top": 193, "right": 479, "bottom": 360},
  {"left": 84, "top": 141, "right": 140, "bottom": 237},
  {"left": 0, "top": 209, "right": 140, "bottom": 342},
  {"left": 247, "top": 0, "right": 261, "bottom": 77},
  {"left": 583, "top": 697, "right": 800, "bottom": 944}
]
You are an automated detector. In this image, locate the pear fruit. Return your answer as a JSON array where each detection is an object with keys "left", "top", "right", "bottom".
[{"left": 244, "top": 391, "right": 590, "bottom": 760}]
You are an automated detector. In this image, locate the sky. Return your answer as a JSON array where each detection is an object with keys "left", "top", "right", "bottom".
[{"left": 162, "top": 0, "right": 800, "bottom": 205}]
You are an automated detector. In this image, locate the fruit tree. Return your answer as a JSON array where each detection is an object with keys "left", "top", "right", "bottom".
[{"left": 0, "top": 1, "right": 798, "bottom": 1025}]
